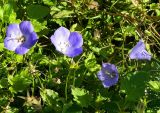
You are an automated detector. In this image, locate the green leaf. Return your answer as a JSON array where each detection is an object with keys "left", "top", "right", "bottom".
[
  {"left": 8, "top": 70, "right": 32, "bottom": 93},
  {"left": 27, "top": 5, "right": 50, "bottom": 19},
  {"left": 40, "top": 89, "right": 59, "bottom": 106},
  {"left": 8, "top": 11, "right": 17, "bottom": 23},
  {"left": 0, "top": 78, "right": 8, "bottom": 88},
  {"left": 51, "top": 18, "right": 66, "bottom": 26},
  {"left": 63, "top": 102, "right": 82, "bottom": 113},
  {"left": 71, "top": 87, "right": 92, "bottom": 107},
  {"left": 70, "top": 23, "right": 78, "bottom": 32},
  {"left": 16, "top": 55, "right": 23, "bottom": 63},
  {"left": 43, "top": 0, "right": 57, "bottom": 6},
  {"left": 50, "top": 6, "right": 61, "bottom": 15},
  {"left": 3, "top": 4, "right": 13, "bottom": 22},
  {"left": 148, "top": 81, "right": 160, "bottom": 92},
  {"left": 124, "top": 26, "right": 136, "bottom": 36},
  {"left": 0, "top": 43, "right": 4, "bottom": 52},
  {"left": 84, "top": 53, "right": 100, "bottom": 72},
  {"left": 70, "top": 23, "right": 82, "bottom": 32},
  {"left": 53, "top": 10, "right": 73, "bottom": 18},
  {"left": 121, "top": 71, "right": 150, "bottom": 101},
  {"left": 0, "top": 6, "right": 3, "bottom": 20},
  {"left": 31, "top": 19, "right": 47, "bottom": 32}
]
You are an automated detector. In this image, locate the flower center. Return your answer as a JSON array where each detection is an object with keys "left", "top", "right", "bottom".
[
  {"left": 105, "top": 70, "right": 116, "bottom": 78},
  {"left": 17, "top": 36, "right": 25, "bottom": 43},
  {"left": 8, "top": 36, "right": 25, "bottom": 43},
  {"left": 58, "top": 41, "right": 70, "bottom": 52}
]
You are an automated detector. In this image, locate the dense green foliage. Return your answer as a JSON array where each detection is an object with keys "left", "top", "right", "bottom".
[{"left": 0, "top": 0, "right": 160, "bottom": 112}]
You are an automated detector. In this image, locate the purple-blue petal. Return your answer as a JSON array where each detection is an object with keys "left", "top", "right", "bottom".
[
  {"left": 51, "top": 27, "right": 70, "bottom": 47},
  {"left": 4, "top": 37, "right": 21, "bottom": 51},
  {"left": 131, "top": 49, "right": 151, "bottom": 60},
  {"left": 65, "top": 47, "right": 83, "bottom": 57},
  {"left": 19, "top": 21, "right": 34, "bottom": 37},
  {"left": 97, "top": 71, "right": 106, "bottom": 81},
  {"left": 132, "top": 39, "right": 145, "bottom": 51},
  {"left": 15, "top": 32, "right": 38, "bottom": 55},
  {"left": 69, "top": 32, "right": 83, "bottom": 48},
  {"left": 6, "top": 24, "right": 22, "bottom": 37},
  {"left": 102, "top": 63, "right": 118, "bottom": 74},
  {"left": 129, "top": 39, "right": 151, "bottom": 60},
  {"left": 23, "top": 32, "right": 38, "bottom": 48},
  {"left": 102, "top": 77, "right": 119, "bottom": 88},
  {"left": 15, "top": 44, "right": 29, "bottom": 55},
  {"left": 97, "top": 63, "right": 119, "bottom": 88}
]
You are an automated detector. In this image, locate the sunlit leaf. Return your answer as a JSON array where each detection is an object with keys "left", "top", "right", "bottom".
[
  {"left": 43, "top": 0, "right": 57, "bottom": 6},
  {"left": 84, "top": 53, "right": 100, "bottom": 72},
  {"left": 53, "top": 10, "right": 73, "bottom": 18},
  {"left": 71, "top": 87, "right": 92, "bottom": 107},
  {"left": 40, "top": 89, "right": 59, "bottom": 106},
  {"left": 148, "top": 81, "right": 160, "bottom": 92},
  {"left": 8, "top": 70, "right": 32, "bottom": 93}
]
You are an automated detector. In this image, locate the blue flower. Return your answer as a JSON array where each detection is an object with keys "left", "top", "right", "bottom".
[
  {"left": 4, "top": 21, "right": 38, "bottom": 55},
  {"left": 129, "top": 39, "right": 151, "bottom": 60},
  {"left": 97, "top": 63, "right": 119, "bottom": 88},
  {"left": 50, "top": 27, "right": 83, "bottom": 57}
]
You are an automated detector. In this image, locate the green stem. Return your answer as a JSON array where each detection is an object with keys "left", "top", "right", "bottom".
[
  {"left": 49, "top": 60, "right": 52, "bottom": 79},
  {"left": 65, "top": 70, "right": 71, "bottom": 101},
  {"left": 72, "top": 70, "right": 76, "bottom": 86},
  {"left": 120, "top": 22, "right": 125, "bottom": 71},
  {"left": 32, "top": 76, "right": 35, "bottom": 96}
]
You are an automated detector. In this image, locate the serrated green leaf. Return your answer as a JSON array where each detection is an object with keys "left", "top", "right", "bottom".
[
  {"left": 27, "top": 5, "right": 50, "bottom": 19},
  {"left": 31, "top": 19, "right": 47, "bottom": 32},
  {"left": 148, "top": 81, "right": 160, "bottom": 92},
  {"left": 3, "top": 4, "right": 13, "bottom": 22},
  {"left": 8, "top": 70, "right": 32, "bottom": 93},
  {"left": 50, "top": 6, "right": 61, "bottom": 15},
  {"left": 40, "top": 89, "right": 59, "bottom": 106},
  {"left": 121, "top": 71, "right": 150, "bottom": 101},
  {"left": 84, "top": 53, "right": 100, "bottom": 72},
  {"left": 71, "top": 87, "right": 92, "bottom": 107},
  {"left": 96, "top": 94, "right": 107, "bottom": 103}
]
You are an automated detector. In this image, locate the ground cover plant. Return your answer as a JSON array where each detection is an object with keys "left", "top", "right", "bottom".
[{"left": 0, "top": 0, "right": 160, "bottom": 112}]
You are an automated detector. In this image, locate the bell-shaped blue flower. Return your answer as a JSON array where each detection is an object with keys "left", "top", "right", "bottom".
[
  {"left": 50, "top": 27, "right": 83, "bottom": 57},
  {"left": 4, "top": 21, "right": 38, "bottom": 55},
  {"left": 97, "top": 63, "right": 119, "bottom": 88},
  {"left": 129, "top": 39, "right": 151, "bottom": 60}
]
